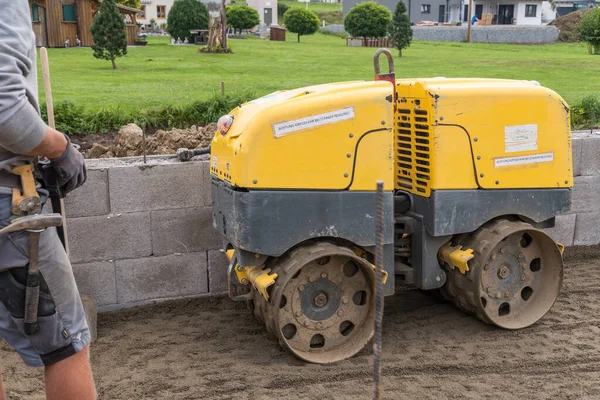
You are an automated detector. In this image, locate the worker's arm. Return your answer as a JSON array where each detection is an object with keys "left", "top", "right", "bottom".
[
  {"left": 0, "top": 1, "right": 85, "bottom": 192},
  {"left": 0, "top": 1, "right": 49, "bottom": 156}
]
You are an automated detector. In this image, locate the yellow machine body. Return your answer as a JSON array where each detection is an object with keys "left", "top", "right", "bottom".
[{"left": 211, "top": 78, "right": 572, "bottom": 194}]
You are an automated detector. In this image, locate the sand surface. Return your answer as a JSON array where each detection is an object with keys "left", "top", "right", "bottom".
[{"left": 2, "top": 250, "right": 600, "bottom": 400}]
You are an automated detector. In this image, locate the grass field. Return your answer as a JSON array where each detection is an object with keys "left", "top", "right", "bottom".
[{"left": 38, "top": 34, "right": 599, "bottom": 115}]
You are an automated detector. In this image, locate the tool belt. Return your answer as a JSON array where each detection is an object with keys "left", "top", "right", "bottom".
[{"left": 0, "top": 170, "right": 21, "bottom": 188}]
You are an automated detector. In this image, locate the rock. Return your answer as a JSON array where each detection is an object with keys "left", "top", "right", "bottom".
[{"left": 87, "top": 143, "right": 109, "bottom": 158}]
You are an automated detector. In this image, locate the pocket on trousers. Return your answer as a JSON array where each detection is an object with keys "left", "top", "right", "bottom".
[{"left": 11, "top": 313, "right": 72, "bottom": 355}]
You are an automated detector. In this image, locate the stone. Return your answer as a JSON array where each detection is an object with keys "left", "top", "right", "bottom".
[
  {"left": 108, "top": 161, "right": 209, "bottom": 213},
  {"left": 579, "top": 136, "right": 600, "bottom": 176},
  {"left": 544, "top": 213, "right": 576, "bottom": 247},
  {"left": 87, "top": 143, "right": 109, "bottom": 159},
  {"left": 571, "top": 175, "right": 600, "bottom": 213},
  {"left": 574, "top": 211, "right": 600, "bottom": 246},
  {"left": 115, "top": 252, "right": 208, "bottom": 304},
  {"left": 572, "top": 137, "right": 583, "bottom": 177},
  {"left": 65, "top": 168, "right": 110, "bottom": 218},
  {"left": 72, "top": 261, "right": 117, "bottom": 307},
  {"left": 151, "top": 207, "right": 221, "bottom": 256},
  {"left": 208, "top": 250, "right": 229, "bottom": 293},
  {"left": 67, "top": 212, "right": 152, "bottom": 264}
]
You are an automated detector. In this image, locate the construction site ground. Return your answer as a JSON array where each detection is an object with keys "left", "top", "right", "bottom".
[{"left": 2, "top": 248, "right": 600, "bottom": 399}]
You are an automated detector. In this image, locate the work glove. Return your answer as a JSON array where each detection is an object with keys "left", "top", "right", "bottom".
[{"left": 46, "top": 134, "right": 87, "bottom": 194}]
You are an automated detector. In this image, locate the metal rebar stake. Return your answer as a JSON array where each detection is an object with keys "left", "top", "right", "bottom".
[
  {"left": 373, "top": 180, "right": 384, "bottom": 400},
  {"left": 142, "top": 123, "right": 147, "bottom": 164}
]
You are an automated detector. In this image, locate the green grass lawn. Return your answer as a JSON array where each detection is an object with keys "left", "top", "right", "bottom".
[
  {"left": 279, "top": 0, "right": 341, "bottom": 13},
  {"left": 38, "top": 34, "right": 599, "bottom": 115}
]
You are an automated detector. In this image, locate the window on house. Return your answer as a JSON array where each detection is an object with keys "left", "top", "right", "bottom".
[
  {"left": 157, "top": 5, "right": 166, "bottom": 18},
  {"left": 139, "top": 5, "right": 146, "bottom": 18},
  {"left": 62, "top": 4, "right": 76, "bottom": 22},
  {"left": 32, "top": 4, "right": 40, "bottom": 22},
  {"left": 525, "top": 4, "right": 537, "bottom": 17},
  {"left": 421, "top": 4, "right": 431, "bottom": 13}
]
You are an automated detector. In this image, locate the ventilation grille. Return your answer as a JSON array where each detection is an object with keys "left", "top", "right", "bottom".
[{"left": 395, "top": 100, "right": 432, "bottom": 197}]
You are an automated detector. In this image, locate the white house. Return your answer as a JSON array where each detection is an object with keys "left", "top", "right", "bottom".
[
  {"left": 137, "top": 0, "right": 231, "bottom": 27},
  {"left": 469, "top": 0, "right": 544, "bottom": 25},
  {"left": 246, "top": 0, "right": 278, "bottom": 27}
]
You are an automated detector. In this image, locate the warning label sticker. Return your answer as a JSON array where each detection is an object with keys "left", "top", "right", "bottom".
[
  {"left": 505, "top": 124, "right": 538, "bottom": 153},
  {"left": 494, "top": 152, "right": 554, "bottom": 168},
  {"left": 273, "top": 107, "right": 355, "bottom": 137}
]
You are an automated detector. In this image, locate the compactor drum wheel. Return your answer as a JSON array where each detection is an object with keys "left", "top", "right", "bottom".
[
  {"left": 441, "top": 219, "right": 563, "bottom": 329},
  {"left": 253, "top": 242, "right": 376, "bottom": 363}
]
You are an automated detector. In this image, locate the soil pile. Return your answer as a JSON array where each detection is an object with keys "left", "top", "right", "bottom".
[
  {"left": 84, "top": 123, "right": 217, "bottom": 159},
  {"left": 549, "top": 9, "right": 591, "bottom": 42}
]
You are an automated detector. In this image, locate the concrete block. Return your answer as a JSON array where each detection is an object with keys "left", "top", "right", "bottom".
[
  {"left": 208, "top": 250, "right": 229, "bottom": 293},
  {"left": 115, "top": 252, "right": 208, "bottom": 304},
  {"left": 108, "top": 161, "right": 208, "bottom": 214},
  {"left": 572, "top": 137, "right": 583, "bottom": 177},
  {"left": 571, "top": 176, "right": 600, "bottom": 213},
  {"left": 574, "top": 211, "right": 600, "bottom": 246},
  {"left": 67, "top": 212, "right": 152, "bottom": 264},
  {"left": 201, "top": 161, "right": 212, "bottom": 207},
  {"left": 544, "top": 213, "right": 576, "bottom": 247},
  {"left": 150, "top": 207, "right": 221, "bottom": 256},
  {"left": 65, "top": 169, "right": 110, "bottom": 218},
  {"left": 579, "top": 137, "right": 600, "bottom": 176},
  {"left": 72, "top": 261, "right": 117, "bottom": 307}
]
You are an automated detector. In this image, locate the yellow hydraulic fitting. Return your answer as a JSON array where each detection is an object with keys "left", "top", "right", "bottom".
[
  {"left": 439, "top": 243, "right": 475, "bottom": 275},
  {"left": 227, "top": 249, "right": 278, "bottom": 301},
  {"left": 353, "top": 247, "right": 389, "bottom": 284}
]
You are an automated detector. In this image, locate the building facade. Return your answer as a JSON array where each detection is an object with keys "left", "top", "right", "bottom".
[
  {"left": 343, "top": 0, "right": 547, "bottom": 25},
  {"left": 29, "top": 0, "right": 139, "bottom": 47}
]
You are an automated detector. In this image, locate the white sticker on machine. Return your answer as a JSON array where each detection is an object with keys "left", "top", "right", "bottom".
[
  {"left": 494, "top": 152, "right": 554, "bottom": 168},
  {"left": 504, "top": 124, "right": 538, "bottom": 153},
  {"left": 273, "top": 107, "right": 355, "bottom": 137}
]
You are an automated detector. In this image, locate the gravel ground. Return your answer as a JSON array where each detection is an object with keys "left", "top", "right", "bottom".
[{"left": 2, "top": 248, "right": 600, "bottom": 400}]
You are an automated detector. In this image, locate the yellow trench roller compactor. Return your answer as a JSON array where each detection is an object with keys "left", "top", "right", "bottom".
[{"left": 209, "top": 49, "right": 573, "bottom": 363}]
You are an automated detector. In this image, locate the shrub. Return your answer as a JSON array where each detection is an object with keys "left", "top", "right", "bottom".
[
  {"left": 167, "top": 0, "right": 209, "bottom": 42},
  {"left": 278, "top": 2, "right": 289, "bottom": 18},
  {"left": 90, "top": 0, "right": 128, "bottom": 69},
  {"left": 344, "top": 2, "right": 392, "bottom": 44},
  {"left": 226, "top": 5, "right": 260, "bottom": 34},
  {"left": 42, "top": 93, "right": 257, "bottom": 135},
  {"left": 576, "top": 7, "right": 600, "bottom": 55},
  {"left": 283, "top": 8, "right": 320, "bottom": 42},
  {"left": 570, "top": 93, "right": 600, "bottom": 128},
  {"left": 388, "top": 0, "right": 412, "bottom": 56}
]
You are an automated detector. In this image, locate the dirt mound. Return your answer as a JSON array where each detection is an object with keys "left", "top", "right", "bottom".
[
  {"left": 549, "top": 9, "right": 591, "bottom": 42},
  {"left": 85, "top": 123, "right": 217, "bottom": 159}
]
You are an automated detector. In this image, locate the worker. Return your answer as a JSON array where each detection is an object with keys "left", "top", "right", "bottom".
[
  {"left": 0, "top": 1, "right": 96, "bottom": 399},
  {"left": 471, "top": 14, "right": 481, "bottom": 25}
]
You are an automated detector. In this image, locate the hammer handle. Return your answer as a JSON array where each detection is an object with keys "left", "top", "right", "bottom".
[{"left": 23, "top": 231, "right": 41, "bottom": 335}]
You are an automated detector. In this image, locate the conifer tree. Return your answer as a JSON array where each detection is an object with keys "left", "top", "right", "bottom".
[
  {"left": 388, "top": 0, "right": 412, "bottom": 57},
  {"left": 90, "top": 0, "right": 128, "bottom": 69}
]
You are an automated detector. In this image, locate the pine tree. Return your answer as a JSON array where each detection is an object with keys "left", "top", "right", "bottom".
[
  {"left": 90, "top": 0, "right": 128, "bottom": 69},
  {"left": 388, "top": 0, "right": 412, "bottom": 57}
]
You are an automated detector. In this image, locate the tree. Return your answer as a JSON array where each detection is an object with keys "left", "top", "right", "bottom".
[
  {"left": 167, "top": 0, "right": 209, "bottom": 42},
  {"left": 344, "top": 2, "right": 392, "bottom": 45},
  {"left": 576, "top": 7, "right": 600, "bottom": 55},
  {"left": 283, "top": 8, "right": 320, "bottom": 43},
  {"left": 119, "top": 0, "right": 141, "bottom": 9},
  {"left": 278, "top": 2, "right": 289, "bottom": 19},
  {"left": 388, "top": 0, "right": 412, "bottom": 56},
  {"left": 227, "top": 5, "right": 260, "bottom": 34},
  {"left": 90, "top": 0, "right": 127, "bottom": 69}
]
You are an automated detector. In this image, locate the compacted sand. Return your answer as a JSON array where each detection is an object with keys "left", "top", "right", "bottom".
[{"left": 2, "top": 249, "right": 600, "bottom": 400}]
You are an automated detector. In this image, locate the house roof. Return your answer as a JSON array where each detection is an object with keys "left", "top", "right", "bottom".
[
  {"left": 116, "top": 3, "right": 143, "bottom": 13},
  {"left": 97, "top": 0, "right": 142, "bottom": 13}
]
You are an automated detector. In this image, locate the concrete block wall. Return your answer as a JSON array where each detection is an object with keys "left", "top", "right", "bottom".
[
  {"left": 412, "top": 26, "right": 560, "bottom": 43},
  {"left": 66, "top": 133, "right": 600, "bottom": 310},
  {"left": 64, "top": 156, "right": 230, "bottom": 311}
]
